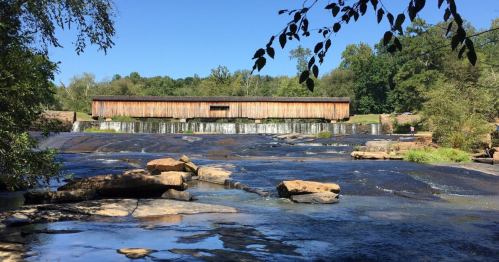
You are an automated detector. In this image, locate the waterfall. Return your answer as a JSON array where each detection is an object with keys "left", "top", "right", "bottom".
[{"left": 71, "top": 121, "right": 383, "bottom": 135}]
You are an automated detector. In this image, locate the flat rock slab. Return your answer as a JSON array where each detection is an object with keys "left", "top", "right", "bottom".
[
  {"left": 197, "top": 165, "right": 232, "bottom": 184},
  {"left": 276, "top": 180, "right": 341, "bottom": 198},
  {"left": 133, "top": 199, "right": 236, "bottom": 217},
  {"left": 117, "top": 248, "right": 157, "bottom": 259},
  {"left": 57, "top": 173, "right": 186, "bottom": 198},
  {"left": 290, "top": 192, "right": 339, "bottom": 204},
  {"left": 10, "top": 199, "right": 237, "bottom": 221},
  {"left": 147, "top": 158, "right": 184, "bottom": 172}
]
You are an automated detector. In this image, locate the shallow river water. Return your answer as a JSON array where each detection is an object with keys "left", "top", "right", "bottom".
[{"left": 8, "top": 133, "right": 499, "bottom": 261}]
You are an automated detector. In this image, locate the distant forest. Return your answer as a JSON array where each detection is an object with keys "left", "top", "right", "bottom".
[{"left": 51, "top": 19, "right": 499, "bottom": 121}]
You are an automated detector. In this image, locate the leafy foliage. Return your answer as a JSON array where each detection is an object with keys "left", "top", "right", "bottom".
[
  {"left": 0, "top": 0, "right": 116, "bottom": 189},
  {"left": 253, "top": 0, "right": 485, "bottom": 84},
  {"left": 404, "top": 148, "right": 471, "bottom": 163}
]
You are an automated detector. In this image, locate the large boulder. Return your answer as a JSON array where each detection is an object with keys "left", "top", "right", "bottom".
[
  {"left": 276, "top": 180, "right": 340, "bottom": 198},
  {"left": 57, "top": 173, "right": 187, "bottom": 198},
  {"left": 197, "top": 165, "right": 232, "bottom": 184},
  {"left": 290, "top": 192, "right": 339, "bottom": 204},
  {"left": 162, "top": 171, "right": 192, "bottom": 181},
  {"left": 146, "top": 158, "right": 184, "bottom": 172},
  {"left": 24, "top": 189, "right": 98, "bottom": 204}
]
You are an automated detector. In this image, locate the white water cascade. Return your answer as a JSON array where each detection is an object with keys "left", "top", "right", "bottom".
[{"left": 71, "top": 121, "right": 383, "bottom": 135}]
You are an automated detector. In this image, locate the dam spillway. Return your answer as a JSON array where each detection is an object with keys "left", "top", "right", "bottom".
[{"left": 71, "top": 121, "right": 382, "bottom": 135}]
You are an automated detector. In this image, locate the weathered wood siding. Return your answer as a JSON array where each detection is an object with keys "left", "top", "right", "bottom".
[{"left": 92, "top": 96, "right": 350, "bottom": 120}]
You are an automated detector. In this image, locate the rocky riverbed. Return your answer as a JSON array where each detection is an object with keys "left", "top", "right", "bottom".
[{"left": 1, "top": 132, "right": 499, "bottom": 261}]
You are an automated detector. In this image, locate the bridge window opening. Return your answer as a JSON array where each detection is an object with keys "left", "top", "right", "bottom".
[{"left": 210, "top": 105, "right": 229, "bottom": 111}]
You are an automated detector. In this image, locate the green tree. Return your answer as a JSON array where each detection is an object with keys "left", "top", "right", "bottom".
[
  {"left": 317, "top": 68, "right": 357, "bottom": 111},
  {"left": 289, "top": 45, "right": 312, "bottom": 75},
  {"left": 0, "top": 0, "right": 116, "bottom": 189}
]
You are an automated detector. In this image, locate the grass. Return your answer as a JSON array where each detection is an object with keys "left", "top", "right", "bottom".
[
  {"left": 112, "top": 115, "right": 139, "bottom": 122},
  {"left": 404, "top": 147, "right": 471, "bottom": 163},
  {"left": 76, "top": 112, "right": 94, "bottom": 121},
  {"left": 316, "top": 131, "right": 333, "bottom": 138},
  {"left": 83, "top": 126, "right": 122, "bottom": 133},
  {"left": 347, "top": 114, "right": 380, "bottom": 124},
  {"left": 183, "top": 130, "right": 194, "bottom": 134}
]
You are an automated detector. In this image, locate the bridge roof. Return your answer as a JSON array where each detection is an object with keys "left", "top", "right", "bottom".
[{"left": 92, "top": 96, "right": 350, "bottom": 103}]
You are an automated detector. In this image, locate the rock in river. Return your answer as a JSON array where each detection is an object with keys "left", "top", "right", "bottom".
[
  {"left": 57, "top": 172, "right": 187, "bottom": 198},
  {"left": 161, "top": 189, "right": 192, "bottom": 201},
  {"left": 146, "top": 158, "right": 184, "bottom": 172},
  {"left": 290, "top": 192, "right": 339, "bottom": 204},
  {"left": 24, "top": 189, "right": 98, "bottom": 204},
  {"left": 117, "top": 248, "right": 158, "bottom": 259},
  {"left": 197, "top": 165, "right": 232, "bottom": 184},
  {"left": 276, "top": 180, "right": 341, "bottom": 198}
]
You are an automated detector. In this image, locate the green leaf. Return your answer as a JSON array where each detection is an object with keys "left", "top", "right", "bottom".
[
  {"left": 299, "top": 70, "right": 310, "bottom": 84},
  {"left": 256, "top": 57, "right": 266, "bottom": 72},
  {"left": 394, "top": 14, "right": 405, "bottom": 34},
  {"left": 446, "top": 21, "right": 453, "bottom": 36},
  {"left": 279, "top": 33, "right": 287, "bottom": 49},
  {"left": 266, "top": 47, "right": 275, "bottom": 59},
  {"left": 278, "top": 10, "right": 288, "bottom": 15},
  {"left": 449, "top": 0, "right": 457, "bottom": 16},
  {"left": 438, "top": 0, "right": 444, "bottom": 9},
  {"left": 457, "top": 27, "right": 466, "bottom": 42},
  {"left": 333, "top": 23, "right": 341, "bottom": 33},
  {"left": 308, "top": 56, "right": 315, "bottom": 70},
  {"left": 252, "top": 48, "right": 265, "bottom": 59},
  {"left": 312, "top": 65, "right": 319, "bottom": 78},
  {"left": 266, "top": 36, "right": 274, "bottom": 48},
  {"left": 383, "top": 31, "right": 393, "bottom": 46},
  {"left": 387, "top": 44, "right": 397, "bottom": 53},
  {"left": 414, "top": 0, "right": 426, "bottom": 13},
  {"left": 293, "top": 12, "right": 301, "bottom": 23},
  {"left": 394, "top": 37, "right": 402, "bottom": 51},
  {"left": 467, "top": 50, "right": 477, "bottom": 66},
  {"left": 325, "top": 3, "right": 336, "bottom": 9},
  {"left": 458, "top": 44, "right": 466, "bottom": 59},
  {"left": 325, "top": 39, "right": 332, "bottom": 52},
  {"left": 465, "top": 38, "right": 475, "bottom": 53},
  {"left": 352, "top": 10, "right": 360, "bottom": 21},
  {"left": 371, "top": 0, "right": 378, "bottom": 11},
  {"left": 314, "top": 42, "right": 323, "bottom": 53},
  {"left": 408, "top": 5, "right": 416, "bottom": 22},
  {"left": 306, "top": 78, "right": 314, "bottom": 92},
  {"left": 294, "top": 33, "right": 300, "bottom": 41},
  {"left": 387, "top": 13, "right": 394, "bottom": 26},
  {"left": 443, "top": 8, "right": 450, "bottom": 21},
  {"left": 377, "top": 8, "right": 384, "bottom": 24},
  {"left": 451, "top": 35, "right": 460, "bottom": 51},
  {"left": 289, "top": 24, "right": 297, "bottom": 34},
  {"left": 359, "top": 3, "right": 367, "bottom": 16},
  {"left": 302, "top": 19, "right": 309, "bottom": 31},
  {"left": 332, "top": 6, "right": 340, "bottom": 17}
]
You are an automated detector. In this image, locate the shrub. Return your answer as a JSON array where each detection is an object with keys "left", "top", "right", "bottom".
[
  {"left": 183, "top": 130, "right": 194, "bottom": 134},
  {"left": 112, "top": 115, "right": 139, "bottom": 122},
  {"left": 83, "top": 126, "right": 120, "bottom": 133},
  {"left": 316, "top": 131, "right": 333, "bottom": 138},
  {"left": 404, "top": 148, "right": 470, "bottom": 163}
]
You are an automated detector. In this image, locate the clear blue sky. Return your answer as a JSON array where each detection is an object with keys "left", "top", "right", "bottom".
[{"left": 50, "top": 0, "right": 499, "bottom": 86}]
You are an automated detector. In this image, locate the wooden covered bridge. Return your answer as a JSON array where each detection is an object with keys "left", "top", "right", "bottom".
[{"left": 92, "top": 96, "right": 350, "bottom": 123}]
